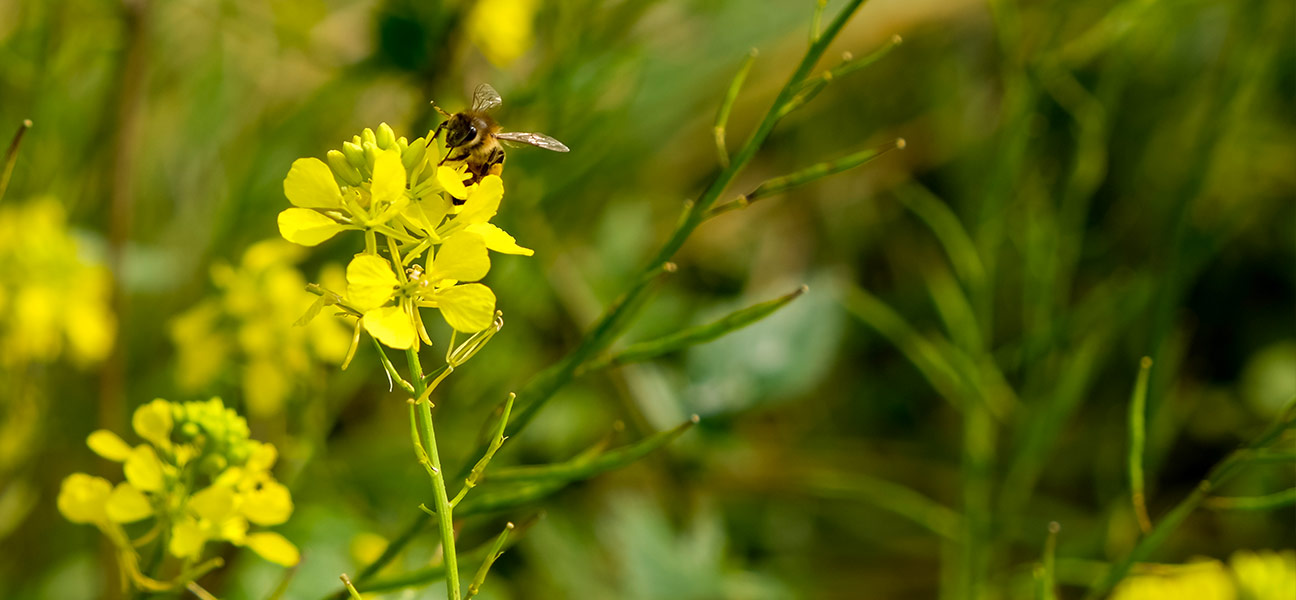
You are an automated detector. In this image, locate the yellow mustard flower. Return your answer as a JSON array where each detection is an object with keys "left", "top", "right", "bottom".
[
  {"left": 170, "top": 240, "right": 351, "bottom": 417},
  {"left": 59, "top": 397, "right": 299, "bottom": 593},
  {"left": 466, "top": 0, "right": 539, "bottom": 67},
  {"left": 1231, "top": 550, "right": 1296, "bottom": 600},
  {"left": 0, "top": 197, "right": 115, "bottom": 367},
  {"left": 1111, "top": 560, "right": 1237, "bottom": 600}
]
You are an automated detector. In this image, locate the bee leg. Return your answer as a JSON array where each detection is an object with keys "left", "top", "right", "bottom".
[
  {"left": 485, "top": 146, "right": 505, "bottom": 177},
  {"left": 439, "top": 149, "right": 467, "bottom": 167},
  {"left": 427, "top": 121, "right": 446, "bottom": 147}
]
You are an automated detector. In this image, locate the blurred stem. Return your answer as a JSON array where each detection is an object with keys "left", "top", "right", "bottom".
[
  {"left": 1084, "top": 398, "right": 1296, "bottom": 599},
  {"left": 1127, "top": 357, "right": 1153, "bottom": 534},
  {"left": 1033, "top": 522, "right": 1059, "bottom": 600},
  {"left": 0, "top": 119, "right": 32, "bottom": 203},
  {"left": 1204, "top": 488, "right": 1296, "bottom": 511},
  {"left": 339, "top": 574, "right": 362, "bottom": 600},
  {"left": 960, "top": 404, "right": 995, "bottom": 600},
  {"left": 406, "top": 348, "right": 460, "bottom": 600},
  {"left": 714, "top": 49, "right": 758, "bottom": 168}
]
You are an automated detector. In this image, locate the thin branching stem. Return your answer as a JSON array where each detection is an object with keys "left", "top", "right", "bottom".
[
  {"left": 0, "top": 119, "right": 32, "bottom": 203},
  {"left": 406, "top": 348, "right": 460, "bottom": 600},
  {"left": 1128, "top": 357, "right": 1154, "bottom": 533}
]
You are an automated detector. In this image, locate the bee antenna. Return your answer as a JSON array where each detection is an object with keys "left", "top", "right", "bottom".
[{"left": 430, "top": 101, "right": 453, "bottom": 118}]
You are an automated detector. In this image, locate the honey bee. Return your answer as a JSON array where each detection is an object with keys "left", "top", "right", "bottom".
[{"left": 433, "top": 83, "right": 569, "bottom": 185}]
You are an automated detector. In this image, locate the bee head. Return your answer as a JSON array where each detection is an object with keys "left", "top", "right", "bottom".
[{"left": 444, "top": 114, "right": 479, "bottom": 149}]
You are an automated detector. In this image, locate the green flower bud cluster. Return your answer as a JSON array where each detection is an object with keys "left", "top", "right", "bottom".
[
  {"left": 171, "top": 397, "right": 254, "bottom": 476},
  {"left": 328, "top": 123, "right": 430, "bottom": 188}
]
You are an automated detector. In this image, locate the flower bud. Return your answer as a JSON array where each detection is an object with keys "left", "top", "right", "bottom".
[
  {"left": 401, "top": 141, "right": 427, "bottom": 173},
  {"left": 342, "top": 141, "right": 366, "bottom": 170},
  {"left": 362, "top": 141, "right": 378, "bottom": 169},
  {"left": 328, "top": 150, "right": 363, "bottom": 186},
  {"left": 361, "top": 127, "right": 377, "bottom": 147},
  {"left": 376, "top": 123, "right": 397, "bottom": 150}
]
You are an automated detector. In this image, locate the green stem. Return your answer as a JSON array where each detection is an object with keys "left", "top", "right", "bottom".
[
  {"left": 406, "top": 348, "right": 460, "bottom": 600},
  {"left": 0, "top": 119, "right": 32, "bottom": 203}
]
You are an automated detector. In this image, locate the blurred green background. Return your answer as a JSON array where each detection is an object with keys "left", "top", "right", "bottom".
[{"left": 1, "top": 0, "right": 1293, "bottom": 598}]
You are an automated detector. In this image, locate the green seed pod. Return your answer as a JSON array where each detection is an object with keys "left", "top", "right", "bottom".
[
  {"left": 342, "top": 141, "right": 365, "bottom": 169},
  {"left": 328, "top": 150, "right": 363, "bottom": 186},
  {"left": 376, "top": 123, "right": 397, "bottom": 150}
]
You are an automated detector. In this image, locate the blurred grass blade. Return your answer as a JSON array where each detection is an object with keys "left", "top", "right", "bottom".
[
  {"left": 1034, "top": 522, "right": 1060, "bottom": 600},
  {"left": 843, "top": 285, "right": 969, "bottom": 408},
  {"left": 583, "top": 286, "right": 807, "bottom": 372},
  {"left": 715, "top": 49, "right": 758, "bottom": 168},
  {"left": 1204, "top": 488, "right": 1296, "bottom": 511},
  {"left": 463, "top": 522, "right": 514, "bottom": 600},
  {"left": 895, "top": 183, "right": 987, "bottom": 300},
  {"left": 710, "top": 139, "right": 904, "bottom": 218},
  {"left": 924, "top": 264, "right": 984, "bottom": 354},
  {"left": 805, "top": 469, "right": 964, "bottom": 542},
  {"left": 1128, "top": 357, "right": 1154, "bottom": 533},
  {"left": 0, "top": 119, "right": 32, "bottom": 203}
]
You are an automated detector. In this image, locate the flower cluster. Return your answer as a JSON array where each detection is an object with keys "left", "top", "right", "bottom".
[
  {"left": 170, "top": 240, "right": 352, "bottom": 417},
  {"left": 1110, "top": 549, "right": 1295, "bottom": 600},
  {"left": 277, "top": 123, "right": 531, "bottom": 354},
  {"left": 0, "top": 197, "right": 115, "bottom": 367},
  {"left": 59, "top": 398, "right": 298, "bottom": 592}
]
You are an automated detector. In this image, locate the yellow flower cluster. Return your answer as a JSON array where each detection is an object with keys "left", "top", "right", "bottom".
[
  {"left": 1111, "top": 550, "right": 1296, "bottom": 600},
  {"left": 277, "top": 123, "right": 531, "bottom": 354},
  {"left": 466, "top": 0, "right": 539, "bottom": 67},
  {"left": 59, "top": 398, "right": 298, "bottom": 592},
  {"left": 0, "top": 197, "right": 115, "bottom": 367},
  {"left": 170, "top": 240, "right": 352, "bottom": 417}
]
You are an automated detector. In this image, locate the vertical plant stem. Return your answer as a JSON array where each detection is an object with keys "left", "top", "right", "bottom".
[
  {"left": 961, "top": 403, "right": 994, "bottom": 600},
  {"left": 0, "top": 119, "right": 32, "bottom": 203},
  {"left": 1128, "top": 356, "right": 1153, "bottom": 533},
  {"left": 406, "top": 348, "right": 460, "bottom": 600}
]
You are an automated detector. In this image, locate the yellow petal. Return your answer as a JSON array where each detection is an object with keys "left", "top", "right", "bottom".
[
  {"left": 363, "top": 306, "right": 417, "bottom": 349},
  {"left": 57, "top": 474, "right": 112, "bottom": 524},
  {"left": 436, "top": 165, "right": 472, "bottom": 200},
  {"left": 371, "top": 149, "right": 409, "bottom": 211},
  {"left": 132, "top": 399, "right": 173, "bottom": 448},
  {"left": 284, "top": 158, "right": 344, "bottom": 209},
  {"left": 124, "top": 445, "right": 165, "bottom": 492},
  {"left": 169, "top": 518, "right": 207, "bottom": 559},
  {"left": 189, "top": 484, "right": 237, "bottom": 522},
  {"left": 87, "top": 430, "right": 133, "bottom": 461},
  {"left": 106, "top": 483, "right": 153, "bottom": 523},
  {"left": 456, "top": 174, "right": 503, "bottom": 224},
  {"left": 346, "top": 255, "right": 399, "bottom": 312},
  {"left": 241, "top": 480, "right": 293, "bottom": 526},
  {"left": 278, "top": 208, "right": 347, "bottom": 246},
  {"left": 244, "top": 532, "right": 300, "bottom": 567},
  {"left": 430, "top": 232, "right": 490, "bottom": 282},
  {"left": 466, "top": 222, "right": 534, "bottom": 256},
  {"left": 436, "top": 284, "right": 496, "bottom": 332},
  {"left": 246, "top": 442, "right": 279, "bottom": 473}
]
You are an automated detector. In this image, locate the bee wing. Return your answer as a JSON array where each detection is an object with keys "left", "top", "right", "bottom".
[
  {"left": 495, "top": 131, "right": 570, "bottom": 152},
  {"left": 472, "top": 83, "right": 503, "bottom": 113}
]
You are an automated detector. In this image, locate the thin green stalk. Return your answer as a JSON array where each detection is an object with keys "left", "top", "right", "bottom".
[
  {"left": 339, "top": 574, "right": 362, "bottom": 600},
  {"left": 372, "top": 338, "right": 416, "bottom": 396},
  {"left": 1128, "top": 357, "right": 1153, "bottom": 533},
  {"left": 0, "top": 119, "right": 32, "bottom": 203},
  {"left": 708, "top": 139, "right": 904, "bottom": 218},
  {"left": 804, "top": 469, "right": 964, "bottom": 542},
  {"left": 582, "top": 285, "right": 807, "bottom": 371},
  {"left": 714, "top": 49, "right": 758, "bottom": 168},
  {"left": 463, "top": 523, "right": 513, "bottom": 600},
  {"left": 1034, "top": 522, "right": 1059, "bottom": 600},
  {"left": 1084, "top": 398, "right": 1296, "bottom": 599},
  {"left": 450, "top": 393, "right": 515, "bottom": 508},
  {"left": 961, "top": 404, "right": 995, "bottom": 600},
  {"left": 1204, "top": 488, "right": 1296, "bottom": 511},
  {"left": 406, "top": 348, "right": 460, "bottom": 600}
]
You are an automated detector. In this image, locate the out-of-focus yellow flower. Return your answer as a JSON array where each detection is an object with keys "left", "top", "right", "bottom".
[
  {"left": 1231, "top": 550, "right": 1296, "bottom": 600},
  {"left": 1111, "top": 560, "right": 1236, "bottom": 600},
  {"left": 1111, "top": 550, "right": 1296, "bottom": 600},
  {"left": 170, "top": 240, "right": 350, "bottom": 418},
  {"left": 0, "top": 197, "right": 116, "bottom": 367},
  {"left": 466, "top": 0, "right": 539, "bottom": 67},
  {"left": 59, "top": 398, "right": 299, "bottom": 591}
]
